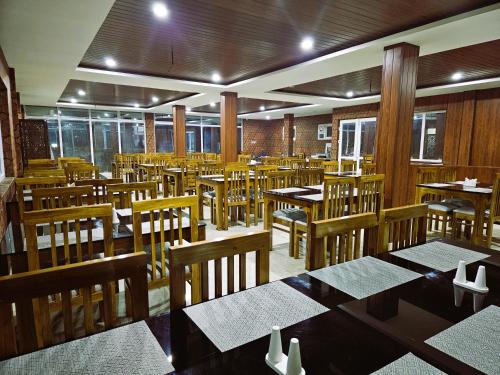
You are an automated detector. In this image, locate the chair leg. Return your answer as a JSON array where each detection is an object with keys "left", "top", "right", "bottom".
[
  {"left": 288, "top": 222, "right": 295, "bottom": 257},
  {"left": 245, "top": 202, "right": 250, "bottom": 227},
  {"left": 293, "top": 226, "right": 301, "bottom": 259},
  {"left": 441, "top": 216, "right": 448, "bottom": 238},
  {"left": 254, "top": 201, "right": 258, "bottom": 226}
]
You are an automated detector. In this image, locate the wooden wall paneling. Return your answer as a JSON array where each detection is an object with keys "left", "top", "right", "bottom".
[
  {"left": 283, "top": 114, "right": 294, "bottom": 156},
  {"left": 457, "top": 91, "right": 477, "bottom": 165},
  {"left": 220, "top": 92, "right": 238, "bottom": 163},
  {"left": 173, "top": 105, "right": 186, "bottom": 157},
  {"left": 8, "top": 68, "right": 22, "bottom": 173},
  {"left": 144, "top": 113, "right": 155, "bottom": 153},
  {"left": 375, "top": 43, "right": 419, "bottom": 207}
]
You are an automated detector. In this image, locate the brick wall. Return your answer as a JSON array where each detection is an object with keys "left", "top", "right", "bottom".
[
  {"left": 242, "top": 119, "right": 284, "bottom": 157},
  {"left": 293, "top": 114, "right": 333, "bottom": 156}
]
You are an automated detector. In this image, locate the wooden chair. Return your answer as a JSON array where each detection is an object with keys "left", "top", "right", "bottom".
[
  {"left": 182, "top": 160, "right": 200, "bottom": 195},
  {"left": 293, "top": 177, "right": 356, "bottom": 259},
  {"left": 201, "top": 161, "right": 224, "bottom": 176},
  {"left": 237, "top": 154, "right": 252, "bottom": 163},
  {"left": 438, "top": 166, "right": 457, "bottom": 182},
  {"left": 132, "top": 196, "right": 199, "bottom": 291},
  {"left": 357, "top": 174, "right": 385, "bottom": 215},
  {"left": 15, "top": 176, "right": 68, "bottom": 219},
  {"left": 31, "top": 185, "right": 94, "bottom": 210},
  {"left": 378, "top": 204, "right": 428, "bottom": 253},
  {"left": 281, "top": 157, "right": 306, "bottom": 169},
  {"left": 308, "top": 159, "right": 324, "bottom": 169},
  {"left": 75, "top": 178, "right": 123, "bottom": 204},
  {"left": 0, "top": 253, "right": 148, "bottom": 358},
  {"left": 107, "top": 181, "right": 158, "bottom": 209},
  {"left": 361, "top": 162, "right": 376, "bottom": 175},
  {"left": 294, "top": 152, "right": 306, "bottom": 159},
  {"left": 323, "top": 160, "right": 339, "bottom": 173},
  {"left": 23, "top": 204, "right": 114, "bottom": 270},
  {"left": 27, "top": 159, "right": 57, "bottom": 169},
  {"left": 251, "top": 165, "right": 278, "bottom": 225},
  {"left": 223, "top": 165, "right": 251, "bottom": 228},
  {"left": 363, "top": 154, "right": 374, "bottom": 163},
  {"left": 297, "top": 168, "right": 324, "bottom": 186},
  {"left": 341, "top": 160, "right": 357, "bottom": 172},
  {"left": 23, "top": 168, "right": 66, "bottom": 177},
  {"left": 65, "top": 164, "right": 100, "bottom": 183},
  {"left": 57, "top": 157, "right": 84, "bottom": 169},
  {"left": 169, "top": 231, "right": 270, "bottom": 310},
  {"left": 310, "top": 213, "right": 379, "bottom": 268},
  {"left": 261, "top": 156, "right": 281, "bottom": 166}
]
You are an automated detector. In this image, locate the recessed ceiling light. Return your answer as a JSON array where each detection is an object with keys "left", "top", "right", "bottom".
[
  {"left": 346, "top": 91, "right": 354, "bottom": 98},
  {"left": 300, "top": 36, "right": 314, "bottom": 51},
  {"left": 186, "top": 107, "right": 191, "bottom": 112},
  {"left": 152, "top": 96, "right": 159, "bottom": 103},
  {"left": 451, "top": 72, "right": 463, "bottom": 81},
  {"left": 134, "top": 103, "right": 140, "bottom": 108},
  {"left": 133, "top": 117, "right": 137, "bottom": 120},
  {"left": 259, "top": 105, "right": 265, "bottom": 111},
  {"left": 70, "top": 98, "right": 77, "bottom": 103},
  {"left": 77, "top": 89, "right": 86, "bottom": 96},
  {"left": 265, "top": 115, "right": 270, "bottom": 120},
  {"left": 211, "top": 72, "right": 221, "bottom": 83},
  {"left": 209, "top": 102, "right": 216, "bottom": 107},
  {"left": 104, "top": 57, "right": 117, "bottom": 68},
  {"left": 152, "top": 2, "right": 169, "bottom": 19},
  {"left": 104, "top": 112, "right": 109, "bottom": 117}
]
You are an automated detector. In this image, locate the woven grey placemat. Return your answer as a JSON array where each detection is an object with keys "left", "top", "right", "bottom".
[
  {"left": 391, "top": 242, "right": 489, "bottom": 272},
  {"left": 0, "top": 321, "right": 174, "bottom": 375},
  {"left": 184, "top": 280, "right": 329, "bottom": 352},
  {"left": 425, "top": 305, "right": 500, "bottom": 375},
  {"left": 371, "top": 353, "right": 446, "bottom": 374},
  {"left": 308, "top": 256, "right": 422, "bottom": 299}
]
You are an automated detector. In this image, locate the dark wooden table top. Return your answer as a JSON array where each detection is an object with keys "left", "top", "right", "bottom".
[
  {"left": 416, "top": 182, "right": 493, "bottom": 195},
  {"left": 143, "top": 238, "right": 499, "bottom": 374}
]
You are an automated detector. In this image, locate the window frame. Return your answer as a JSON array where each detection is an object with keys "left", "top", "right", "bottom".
[{"left": 410, "top": 110, "right": 446, "bottom": 164}]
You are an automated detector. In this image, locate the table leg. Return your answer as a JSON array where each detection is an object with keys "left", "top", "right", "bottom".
[
  {"left": 472, "top": 196, "right": 487, "bottom": 247},
  {"left": 215, "top": 185, "right": 224, "bottom": 231},
  {"left": 176, "top": 175, "right": 183, "bottom": 197},
  {"left": 263, "top": 196, "right": 274, "bottom": 251},
  {"left": 196, "top": 181, "right": 204, "bottom": 220}
]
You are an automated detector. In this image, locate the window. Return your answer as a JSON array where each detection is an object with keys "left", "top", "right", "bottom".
[
  {"left": 92, "top": 121, "right": 119, "bottom": 172},
  {"left": 339, "top": 117, "right": 377, "bottom": 170},
  {"left": 411, "top": 111, "right": 446, "bottom": 162},
  {"left": 186, "top": 126, "right": 201, "bottom": 152},
  {"left": 60, "top": 120, "right": 92, "bottom": 162},
  {"left": 47, "top": 119, "right": 61, "bottom": 159},
  {"left": 202, "top": 127, "right": 220, "bottom": 153},
  {"left": 155, "top": 124, "right": 174, "bottom": 152},
  {"left": 120, "top": 122, "right": 145, "bottom": 153}
]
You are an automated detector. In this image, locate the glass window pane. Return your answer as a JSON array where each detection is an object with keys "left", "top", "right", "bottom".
[
  {"left": 120, "top": 111, "right": 143, "bottom": 120},
  {"left": 202, "top": 116, "right": 219, "bottom": 126},
  {"left": 341, "top": 122, "right": 356, "bottom": 157},
  {"left": 60, "top": 120, "right": 91, "bottom": 161},
  {"left": 47, "top": 120, "right": 60, "bottom": 159},
  {"left": 411, "top": 115, "right": 423, "bottom": 159},
  {"left": 186, "top": 115, "right": 201, "bottom": 125},
  {"left": 186, "top": 126, "right": 201, "bottom": 152},
  {"left": 359, "top": 119, "right": 376, "bottom": 156},
  {"left": 92, "top": 122, "right": 119, "bottom": 172},
  {"left": 91, "top": 110, "right": 117, "bottom": 119},
  {"left": 155, "top": 125, "right": 174, "bottom": 152},
  {"left": 59, "top": 108, "right": 89, "bottom": 118},
  {"left": 120, "top": 122, "right": 145, "bottom": 153},
  {"left": 155, "top": 113, "right": 172, "bottom": 121},
  {"left": 202, "top": 127, "right": 220, "bottom": 153},
  {"left": 422, "top": 112, "right": 445, "bottom": 160},
  {"left": 25, "top": 106, "right": 58, "bottom": 117}
]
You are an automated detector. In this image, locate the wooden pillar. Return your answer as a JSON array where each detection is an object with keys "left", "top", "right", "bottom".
[
  {"left": 9, "top": 68, "right": 21, "bottom": 175},
  {"left": 375, "top": 43, "right": 419, "bottom": 207},
  {"left": 144, "top": 113, "right": 155, "bottom": 153},
  {"left": 283, "top": 114, "right": 294, "bottom": 157},
  {"left": 220, "top": 92, "right": 237, "bottom": 163},
  {"left": 173, "top": 105, "right": 186, "bottom": 157}
]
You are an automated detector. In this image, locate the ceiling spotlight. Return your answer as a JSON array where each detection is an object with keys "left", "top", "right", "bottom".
[
  {"left": 259, "top": 105, "right": 265, "bottom": 111},
  {"left": 209, "top": 102, "right": 216, "bottom": 107},
  {"left": 70, "top": 98, "right": 77, "bottom": 103},
  {"left": 104, "top": 57, "right": 117, "bottom": 68},
  {"left": 77, "top": 89, "right": 86, "bottom": 96},
  {"left": 265, "top": 115, "right": 270, "bottom": 120},
  {"left": 134, "top": 103, "right": 140, "bottom": 108},
  {"left": 346, "top": 91, "right": 354, "bottom": 98},
  {"left": 152, "top": 96, "right": 159, "bottom": 103},
  {"left": 211, "top": 72, "right": 221, "bottom": 83},
  {"left": 152, "top": 2, "right": 169, "bottom": 19},
  {"left": 186, "top": 107, "right": 191, "bottom": 112},
  {"left": 300, "top": 36, "right": 314, "bottom": 52},
  {"left": 451, "top": 72, "right": 463, "bottom": 81},
  {"left": 104, "top": 112, "right": 109, "bottom": 117}
]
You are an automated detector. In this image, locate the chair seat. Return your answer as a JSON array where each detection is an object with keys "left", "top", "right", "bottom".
[
  {"left": 453, "top": 206, "right": 490, "bottom": 217},
  {"left": 428, "top": 203, "right": 456, "bottom": 213},
  {"left": 273, "top": 208, "right": 306, "bottom": 222}
]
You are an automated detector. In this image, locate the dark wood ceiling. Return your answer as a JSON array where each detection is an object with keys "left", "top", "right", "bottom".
[
  {"left": 59, "top": 80, "right": 195, "bottom": 108},
  {"left": 192, "top": 98, "right": 306, "bottom": 114},
  {"left": 79, "top": 0, "right": 495, "bottom": 84},
  {"left": 276, "top": 39, "right": 500, "bottom": 98}
]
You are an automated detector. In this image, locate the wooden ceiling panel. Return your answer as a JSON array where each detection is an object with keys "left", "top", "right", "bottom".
[
  {"left": 59, "top": 80, "right": 195, "bottom": 108},
  {"left": 192, "top": 98, "right": 307, "bottom": 114},
  {"left": 79, "top": 0, "right": 495, "bottom": 83}
]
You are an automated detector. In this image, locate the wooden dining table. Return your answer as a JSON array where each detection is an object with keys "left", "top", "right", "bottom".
[{"left": 5, "top": 239, "right": 497, "bottom": 374}]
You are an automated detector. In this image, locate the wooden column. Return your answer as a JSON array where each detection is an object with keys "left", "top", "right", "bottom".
[
  {"left": 173, "top": 105, "right": 186, "bottom": 157},
  {"left": 375, "top": 43, "right": 419, "bottom": 207},
  {"left": 220, "top": 92, "right": 238, "bottom": 163},
  {"left": 283, "top": 114, "right": 294, "bottom": 156},
  {"left": 144, "top": 113, "right": 155, "bottom": 153}
]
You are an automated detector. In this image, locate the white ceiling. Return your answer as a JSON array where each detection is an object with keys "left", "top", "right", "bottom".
[{"left": 1, "top": 1, "right": 499, "bottom": 119}]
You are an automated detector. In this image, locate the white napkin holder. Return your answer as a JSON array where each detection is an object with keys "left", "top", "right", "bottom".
[
  {"left": 266, "top": 327, "right": 305, "bottom": 375},
  {"left": 453, "top": 260, "right": 488, "bottom": 293},
  {"left": 463, "top": 177, "right": 477, "bottom": 187}
]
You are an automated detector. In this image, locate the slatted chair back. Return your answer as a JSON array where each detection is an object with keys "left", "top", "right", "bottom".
[
  {"left": 200, "top": 161, "right": 224, "bottom": 176},
  {"left": 323, "top": 177, "right": 356, "bottom": 218},
  {"left": 132, "top": 196, "right": 199, "bottom": 290},
  {"left": 253, "top": 165, "right": 278, "bottom": 225},
  {"left": 294, "top": 152, "right": 306, "bottom": 159},
  {"left": 237, "top": 154, "right": 252, "bottom": 163},
  {"left": 169, "top": 230, "right": 270, "bottom": 310},
  {"left": 298, "top": 168, "right": 324, "bottom": 186},
  {"left": 357, "top": 174, "right": 385, "bottom": 215},
  {"left": 363, "top": 154, "right": 374, "bottom": 163},
  {"left": 261, "top": 156, "right": 281, "bottom": 166},
  {"left": 32, "top": 185, "right": 94, "bottom": 210},
  {"left": 416, "top": 166, "right": 439, "bottom": 184},
  {"left": 107, "top": 181, "right": 158, "bottom": 209},
  {"left": 223, "top": 165, "right": 251, "bottom": 227},
  {"left": 57, "top": 157, "right": 83, "bottom": 169},
  {"left": 0, "top": 253, "right": 148, "bottom": 358},
  {"left": 23, "top": 168, "right": 66, "bottom": 177},
  {"left": 181, "top": 160, "right": 200, "bottom": 193},
  {"left": 65, "top": 164, "right": 100, "bottom": 183},
  {"left": 311, "top": 213, "right": 379, "bottom": 268},
  {"left": 27, "top": 159, "right": 57, "bottom": 169},
  {"left": 323, "top": 160, "right": 339, "bottom": 172},
  {"left": 378, "top": 204, "right": 428, "bottom": 253},
  {"left": 75, "top": 178, "right": 123, "bottom": 204},
  {"left": 187, "top": 152, "right": 204, "bottom": 161},
  {"left": 438, "top": 166, "right": 457, "bottom": 182},
  {"left": 341, "top": 160, "right": 357, "bottom": 172},
  {"left": 23, "top": 204, "right": 114, "bottom": 270},
  {"left": 308, "top": 159, "right": 324, "bottom": 168},
  {"left": 204, "top": 152, "right": 217, "bottom": 161},
  {"left": 15, "top": 176, "right": 68, "bottom": 219},
  {"left": 267, "top": 170, "right": 296, "bottom": 190},
  {"left": 361, "top": 162, "right": 376, "bottom": 175},
  {"left": 281, "top": 157, "right": 306, "bottom": 169}
]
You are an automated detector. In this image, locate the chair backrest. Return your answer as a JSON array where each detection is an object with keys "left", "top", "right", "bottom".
[
  {"left": 281, "top": 157, "right": 306, "bottom": 169},
  {"left": 378, "top": 204, "right": 428, "bottom": 252},
  {"left": 31, "top": 185, "right": 94, "bottom": 210},
  {"left": 27, "top": 159, "right": 57, "bottom": 169},
  {"left": 0, "top": 253, "right": 148, "bottom": 358},
  {"left": 23, "top": 204, "right": 114, "bottom": 270},
  {"left": 308, "top": 159, "right": 324, "bottom": 169},
  {"left": 181, "top": 160, "right": 200, "bottom": 191},
  {"left": 310, "top": 213, "right": 379, "bottom": 268},
  {"left": 489, "top": 173, "right": 500, "bottom": 222},
  {"left": 416, "top": 166, "right": 438, "bottom": 184},
  {"left": 200, "top": 161, "right": 224, "bottom": 176},
  {"left": 107, "top": 181, "right": 158, "bottom": 209},
  {"left": 438, "top": 166, "right": 457, "bottom": 182},
  {"left": 323, "top": 160, "right": 339, "bottom": 173},
  {"left": 298, "top": 168, "right": 324, "bottom": 186},
  {"left": 267, "top": 170, "right": 296, "bottom": 189},
  {"left": 341, "top": 160, "right": 357, "bottom": 172},
  {"left": 224, "top": 165, "right": 250, "bottom": 205},
  {"left": 253, "top": 165, "right": 278, "bottom": 201},
  {"left": 261, "top": 156, "right": 281, "bottom": 166},
  {"left": 357, "top": 174, "right": 385, "bottom": 215},
  {"left": 132, "top": 196, "right": 199, "bottom": 289},
  {"left": 65, "top": 164, "right": 99, "bottom": 183},
  {"left": 57, "top": 157, "right": 83, "bottom": 169},
  {"left": 23, "top": 168, "right": 65, "bottom": 177},
  {"left": 363, "top": 154, "right": 374, "bottom": 163},
  {"left": 75, "top": 178, "right": 123, "bottom": 204},
  {"left": 323, "top": 177, "right": 356, "bottom": 219},
  {"left": 169, "top": 230, "right": 270, "bottom": 310},
  {"left": 15, "top": 176, "right": 68, "bottom": 219},
  {"left": 237, "top": 154, "right": 252, "bottom": 163},
  {"left": 362, "top": 162, "right": 376, "bottom": 175}
]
